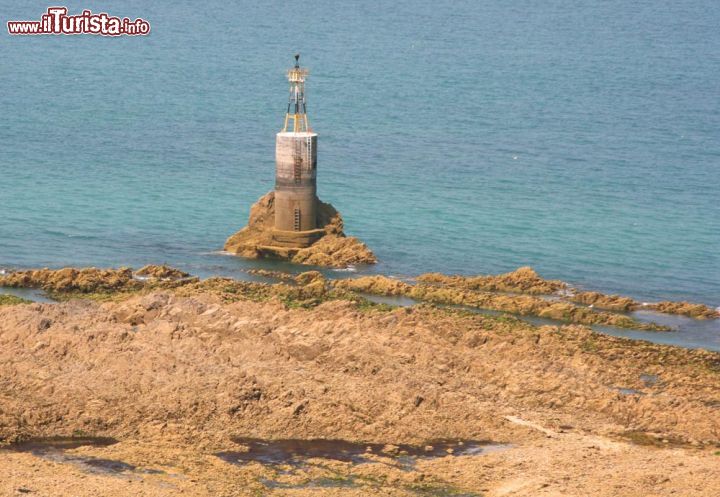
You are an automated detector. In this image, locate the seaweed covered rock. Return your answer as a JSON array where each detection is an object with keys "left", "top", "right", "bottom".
[
  {"left": 418, "top": 267, "right": 719, "bottom": 320},
  {"left": 135, "top": 265, "right": 190, "bottom": 280},
  {"left": 332, "top": 274, "right": 668, "bottom": 331},
  {"left": 247, "top": 269, "right": 296, "bottom": 281},
  {"left": 570, "top": 292, "right": 719, "bottom": 318},
  {"left": 648, "top": 301, "right": 719, "bottom": 319},
  {"left": 570, "top": 291, "right": 637, "bottom": 312},
  {"left": 223, "top": 191, "right": 376, "bottom": 268},
  {"left": 407, "top": 284, "right": 668, "bottom": 331},
  {"left": 0, "top": 267, "right": 138, "bottom": 293},
  {"left": 417, "top": 267, "right": 567, "bottom": 295},
  {"left": 290, "top": 236, "right": 376, "bottom": 267},
  {"left": 0, "top": 266, "right": 197, "bottom": 298},
  {"left": 334, "top": 275, "right": 413, "bottom": 296},
  {"left": 295, "top": 271, "right": 325, "bottom": 286},
  {"left": 0, "top": 294, "right": 31, "bottom": 306}
]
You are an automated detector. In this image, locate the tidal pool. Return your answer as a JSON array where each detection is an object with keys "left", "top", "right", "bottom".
[
  {"left": 218, "top": 437, "right": 509, "bottom": 468},
  {"left": 218, "top": 438, "right": 501, "bottom": 495},
  {"left": 3, "top": 437, "right": 163, "bottom": 476}
]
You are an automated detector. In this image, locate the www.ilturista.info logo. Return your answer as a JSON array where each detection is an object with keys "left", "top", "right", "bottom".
[{"left": 7, "top": 7, "right": 150, "bottom": 36}]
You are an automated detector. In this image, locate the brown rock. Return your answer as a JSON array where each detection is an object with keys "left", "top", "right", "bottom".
[
  {"left": 295, "top": 271, "right": 325, "bottom": 286},
  {"left": 417, "top": 267, "right": 567, "bottom": 295},
  {"left": 648, "top": 301, "right": 719, "bottom": 319},
  {"left": 223, "top": 192, "right": 376, "bottom": 268},
  {"left": 0, "top": 266, "right": 197, "bottom": 298},
  {"left": 135, "top": 265, "right": 190, "bottom": 280},
  {"left": 0, "top": 267, "right": 137, "bottom": 293},
  {"left": 571, "top": 291, "right": 638, "bottom": 312},
  {"left": 247, "top": 269, "right": 295, "bottom": 281},
  {"left": 333, "top": 275, "right": 412, "bottom": 296}
]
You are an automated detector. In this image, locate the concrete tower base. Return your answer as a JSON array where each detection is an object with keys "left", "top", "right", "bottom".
[
  {"left": 274, "top": 131, "right": 318, "bottom": 236},
  {"left": 270, "top": 228, "right": 325, "bottom": 248}
]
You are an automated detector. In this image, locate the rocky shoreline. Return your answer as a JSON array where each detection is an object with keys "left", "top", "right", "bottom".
[
  {"left": 2, "top": 265, "right": 716, "bottom": 325},
  {"left": 417, "top": 268, "right": 719, "bottom": 319},
  {"left": 1, "top": 265, "right": 719, "bottom": 496}
]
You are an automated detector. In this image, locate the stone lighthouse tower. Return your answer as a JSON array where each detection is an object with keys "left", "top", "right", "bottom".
[
  {"left": 223, "top": 55, "right": 377, "bottom": 265},
  {"left": 271, "top": 54, "right": 324, "bottom": 247}
]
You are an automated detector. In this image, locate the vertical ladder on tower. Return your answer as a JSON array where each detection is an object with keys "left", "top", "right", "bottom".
[
  {"left": 293, "top": 207, "right": 301, "bottom": 231},
  {"left": 293, "top": 139, "right": 302, "bottom": 184},
  {"left": 305, "top": 136, "right": 312, "bottom": 170}
]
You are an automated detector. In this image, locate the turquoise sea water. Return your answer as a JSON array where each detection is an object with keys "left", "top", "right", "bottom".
[{"left": 1, "top": 1, "right": 719, "bottom": 310}]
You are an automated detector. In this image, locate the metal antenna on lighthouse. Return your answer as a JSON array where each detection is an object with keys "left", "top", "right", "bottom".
[{"left": 282, "top": 53, "right": 311, "bottom": 133}]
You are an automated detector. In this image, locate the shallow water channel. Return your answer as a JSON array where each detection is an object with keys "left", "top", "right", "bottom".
[
  {"left": 0, "top": 287, "right": 55, "bottom": 303},
  {"left": 361, "top": 294, "right": 720, "bottom": 352}
]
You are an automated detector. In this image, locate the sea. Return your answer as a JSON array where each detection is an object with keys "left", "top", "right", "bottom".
[{"left": 1, "top": 2, "right": 718, "bottom": 324}]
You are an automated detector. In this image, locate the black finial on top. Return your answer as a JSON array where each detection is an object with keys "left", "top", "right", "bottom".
[{"left": 294, "top": 53, "right": 300, "bottom": 67}]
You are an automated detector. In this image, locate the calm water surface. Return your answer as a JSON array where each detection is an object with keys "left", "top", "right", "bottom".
[{"left": 1, "top": 1, "right": 718, "bottom": 311}]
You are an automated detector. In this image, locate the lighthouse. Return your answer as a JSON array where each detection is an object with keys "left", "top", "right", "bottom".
[
  {"left": 223, "top": 54, "right": 377, "bottom": 265},
  {"left": 271, "top": 54, "right": 324, "bottom": 247}
]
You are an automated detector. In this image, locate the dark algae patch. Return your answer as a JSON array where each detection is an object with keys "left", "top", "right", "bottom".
[
  {"left": 259, "top": 475, "right": 360, "bottom": 490},
  {"left": 618, "top": 431, "right": 696, "bottom": 448},
  {"left": 0, "top": 294, "right": 31, "bottom": 305}
]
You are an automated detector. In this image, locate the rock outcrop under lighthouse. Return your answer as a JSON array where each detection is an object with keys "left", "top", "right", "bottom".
[{"left": 223, "top": 192, "right": 376, "bottom": 268}]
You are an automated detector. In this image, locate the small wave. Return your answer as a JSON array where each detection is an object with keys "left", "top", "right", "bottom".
[
  {"left": 202, "top": 250, "right": 235, "bottom": 257},
  {"left": 333, "top": 265, "right": 357, "bottom": 272},
  {"left": 66, "top": 234, "right": 97, "bottom": 240}
]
